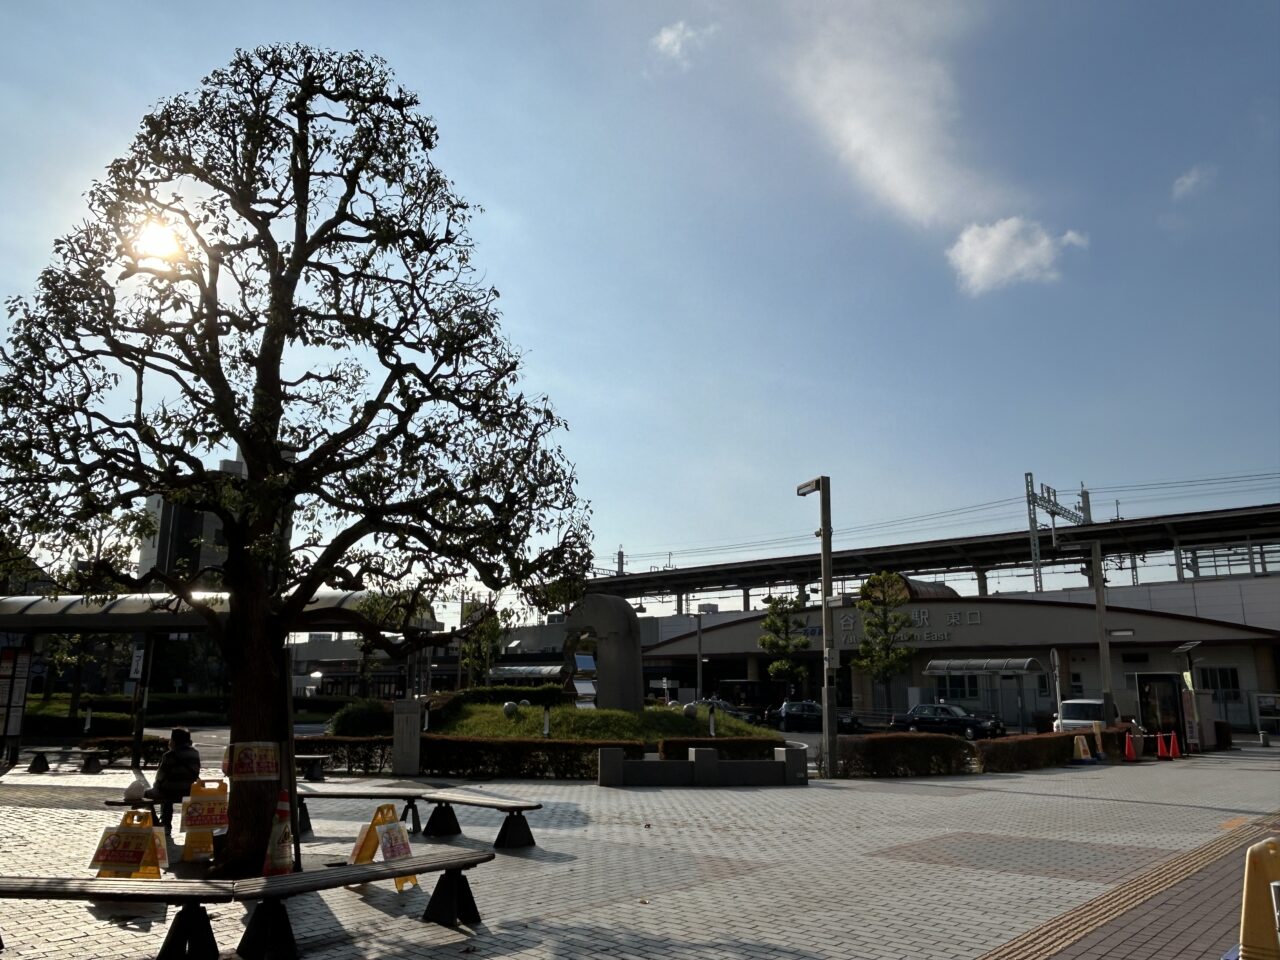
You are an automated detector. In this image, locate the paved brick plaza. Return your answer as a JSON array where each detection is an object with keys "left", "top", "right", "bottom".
[{"left": 0, "top": 746, "right": 1275, "bottom": 959}]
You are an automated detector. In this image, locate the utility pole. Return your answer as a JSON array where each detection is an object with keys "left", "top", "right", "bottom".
[
  {"left": 1091, "top": 541, "right": 1116, "bottom": 724},
  {"left": 1025, "top": 472, "right": 1090, "bottom": 591}
]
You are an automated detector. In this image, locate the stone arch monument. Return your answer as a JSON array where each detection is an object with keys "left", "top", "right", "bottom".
[{"left": 563, "top": 593, "right": 644, "bottom": 712}]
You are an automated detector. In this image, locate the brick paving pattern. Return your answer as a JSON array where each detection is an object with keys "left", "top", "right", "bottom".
[{"left": 0, "top": 746, "right": 1275, "bottom": 959}]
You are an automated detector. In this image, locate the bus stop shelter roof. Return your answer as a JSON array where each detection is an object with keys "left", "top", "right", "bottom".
[
  {"left": 0, "top": 590, "right": 442, "bottom": 634},
  {"left": 923, "top": 657, "right": 1044, "bottom": 676}
]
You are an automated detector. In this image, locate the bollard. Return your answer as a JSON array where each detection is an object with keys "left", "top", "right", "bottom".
[{"left": 1236, "top": 836, "right": 1280, "bottom": 960}]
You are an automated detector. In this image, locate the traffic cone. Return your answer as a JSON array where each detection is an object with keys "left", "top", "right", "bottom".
[
  {"left": 1169, "top": 732, "right": 1181, "bottom": 759},
  {"left": 263, "top": 790, "right": 294, "bottom": 876},
  {"left": 1156, "top": 733, "right": 1170, "bottom": 760},
  {"left": 1124, "top": 732, "right": 1137, "bottom": 763}
]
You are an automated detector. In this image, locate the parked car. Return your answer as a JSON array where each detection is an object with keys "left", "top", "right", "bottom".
[
  {"left": 888, "top": 703, "right": 1005, "bottom": 740},
  {"left": 1052, "top": 699, "right": 1121, "bottom": 732},
  {"left": 765, "top": 700, "right": 863, "bottom": 734},
  {"left": 694, "top": 698, "right": 762, "bottom": 725}
]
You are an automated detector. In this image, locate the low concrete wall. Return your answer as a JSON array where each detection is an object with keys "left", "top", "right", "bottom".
[{"left": 599, "top": 746, "right": 807, "bottom": 787}]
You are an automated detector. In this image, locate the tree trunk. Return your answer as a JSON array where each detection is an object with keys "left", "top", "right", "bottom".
[
  {"left": 882, "top": 678, "right": 893, "bottom": 715},
  {"left": 68, "top": 649, "right": 86, "bottom": 720},
  {"left": 216, "top": 598, "right": 291, "bottom": 878}
]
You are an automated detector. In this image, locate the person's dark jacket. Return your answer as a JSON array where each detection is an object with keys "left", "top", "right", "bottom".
[{"left": 153, "top": 744, "right": 202, "bottom": 801}]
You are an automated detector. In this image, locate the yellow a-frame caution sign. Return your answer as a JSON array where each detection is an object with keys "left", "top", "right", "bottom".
[
  {"left": 90, "top": 809, "right": 167, "bottom": 879},
  {"left": 347, "top": 802, "right": 419, "bottom": 892},
  {"left": 179, "top": 779, "right": 229, "bottom": 862}
]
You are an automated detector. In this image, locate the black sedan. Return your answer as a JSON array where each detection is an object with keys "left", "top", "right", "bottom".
[
  {"left": 888, "top": 703, "right": 1005, "bottom": 740},
  {"left": 766, "top": 700, "right": 863, "bottom": 733}
]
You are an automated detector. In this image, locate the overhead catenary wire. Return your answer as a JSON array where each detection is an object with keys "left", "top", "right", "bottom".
[{"left": 603, "top": 470, "right": 1278, "bottom": 569}]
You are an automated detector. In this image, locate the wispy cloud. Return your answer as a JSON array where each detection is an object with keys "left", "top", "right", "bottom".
[
  {"left": 651, "top": 21, "right": 718, "bottom": 71},
  {"left": 785, "top": 5, "right": 1005, "bottom": 228},
  {"left": 946, "top": 218, "right": 1088, "bottom": 296},
  {"left": 1172, "top": 163, "right": 1215, "bottom": 200},
  {"left": 782, "top": 4, "right": 1087, "bottom": 295}
]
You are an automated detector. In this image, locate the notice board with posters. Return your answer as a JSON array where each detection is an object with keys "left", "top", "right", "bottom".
[{"left": 1, "top": 639, "right": 34, "bottom": 763}]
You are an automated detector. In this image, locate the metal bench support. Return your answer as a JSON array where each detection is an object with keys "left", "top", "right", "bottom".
[
  {"left": 156, "top": 902, "right": 220, "bottom": 960},
  {"left": 399, "top": 799, "right": 422, "bottom": 835},
  {"left": 424, "top": 802, "right": 462, "bottom": 838},
  {"left": 422, "top": 868, "right": 481, "bottom": 928},
  {"left": 493, "top": 811, "right": 536, "bottom": 850},
  {"left": 26, "top": 752, "right": 49, "bottom": 774},
  {"left": 236, "top": 898, "right": 298, "bottom": 960}
]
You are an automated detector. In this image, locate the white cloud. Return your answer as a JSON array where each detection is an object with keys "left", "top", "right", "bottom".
[
  {"left": 785, "top": 5, "right": 1008, "bottom": 228},
  {"left": 651, "top": 21, "right": 718, "bottom": 70},
  {"left": 946, "top": 217, "right": 1089, "bottom": 296},
  {"left": 1172, "top": 163, "right": 1215, "bottom": 200}
]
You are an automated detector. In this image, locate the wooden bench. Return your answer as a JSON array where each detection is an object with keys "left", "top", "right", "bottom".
[
  {"left": 294, "top": 753, "right": 328, "bottom": 782},
  {"left": 233, "top": 849, "right": 493, "bottom": 958},
  {"left": 0, "top": 876, "right": 234, "bottom": 958},
  {"left": 420, "top": 789, "right": 542, "bottom": 850},
  {"left": 104, "top": 797, "right": 162, "bottom": 824},
  {"left": 296, "top": 787, "right": 543, "bottom": 849},
  {"left": 296, "top": 787, "right": 429, "bottom": 836},
  {"left": 21, "top": 747, "right": 107, "bottom": 774},
  {"left": 0, "top": 849, "right": 494, "bottom": 959}
]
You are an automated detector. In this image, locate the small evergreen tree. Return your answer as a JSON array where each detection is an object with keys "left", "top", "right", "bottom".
[
  {"left": 852, "top": 572, "right": 914, "bottom": 712},
  {"left": 757, "top": 595, "right": 811, "bottom": 693}
]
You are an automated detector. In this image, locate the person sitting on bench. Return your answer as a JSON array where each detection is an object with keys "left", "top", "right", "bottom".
[{"left": 144, "top": 727, "right": 202, "bottom": 833}]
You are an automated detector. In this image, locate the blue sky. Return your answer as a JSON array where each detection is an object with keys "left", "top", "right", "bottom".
[{"left": 2, "top": 2, "right": 1277, "bottom": 583}]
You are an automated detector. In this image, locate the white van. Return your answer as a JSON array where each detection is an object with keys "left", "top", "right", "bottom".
[{"left": 1053, "top": 699, "right": 1121, "bottom": 732}]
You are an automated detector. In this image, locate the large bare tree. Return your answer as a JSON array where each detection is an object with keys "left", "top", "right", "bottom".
[{"left": 0, "top": 44, "right": 591, "bottom": 874}]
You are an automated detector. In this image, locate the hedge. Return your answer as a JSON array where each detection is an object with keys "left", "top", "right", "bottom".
[
  {"left": 836, "top": 733, "right": 975, "bottom": 777},
  {"left": 79, "top": 735, "right": 169, "bottom": 768},
  {"left": 23, "top": 712, "right": 133, "bottom": 739},
  {"left": 293, "top": 736, "right": 394, "bottom": 774},
  {"left": 973, "top": 727, "right": 1128, "bottom": 773},
  {"left": 419, "top": 735, "right": 643, "bottom": 779},
  {"left": 658, "top": 737, "right": 781, "bottom": 760}
]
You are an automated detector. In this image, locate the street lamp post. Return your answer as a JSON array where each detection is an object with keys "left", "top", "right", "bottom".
[
  {"left": 695, "top": 612, "right": 703, "bottom": 701},
  {"left": 798, "top": 476, "right": 836, "bottom": 777}
]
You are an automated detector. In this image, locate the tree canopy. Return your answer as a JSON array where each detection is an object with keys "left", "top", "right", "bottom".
[
  {"left": 1, "top": 43, "right": 590, "bottom": 631},
  {"left": 852, "top": 571, "right": 914, "bottom": 711},
  {"left": 757, "top": 594, "right": 811, "bottom": 687},
  {"left": 0, "top": 43, "right": 591, "bottom": 872}
]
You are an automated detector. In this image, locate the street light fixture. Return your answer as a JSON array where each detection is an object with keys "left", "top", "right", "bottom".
[{"left": 798, "top": 476, "right": 836, "bottom": 777}]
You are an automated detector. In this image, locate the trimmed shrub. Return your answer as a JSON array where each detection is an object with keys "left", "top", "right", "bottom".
[
  {"left": 23, "top": 712, "right": 132, "bottom": 739},
  {"left": 293, "top": 736, "right": 393, "bottom": 774},
  {"left": 419, "top": 735, "right": 643, "bottom": 779},
  {"left": 80, "top": 735, "right": 169, "bottom": 768},
  {"left": 327, "top": 698, "right": 393, "bottom": 736},
  {"left": 974, "top": 731, "right": 1078, "bottom": 772},
  {"left": 657, "top": 737, "right": 781, "bottom": 760},
  {"left": 836, "top": 732, "right": 973, "bottom": 777}
]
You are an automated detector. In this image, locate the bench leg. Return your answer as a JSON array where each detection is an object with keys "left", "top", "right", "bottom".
[
  {"left": 82, "top": 753, "right": 103, "bottom": 774},
  {"left": 156, "top": 903, "right": 219, "bottom": 960},
  {"left": 493, "top": 811, "right": 536, "bottom": 850},
  {"left": 237, "top": 898, "right": 298, "bottom": 960},
  {"left": 424, "top": 802, "right": 460, "bottom": 838},
  {"left": 27, "top": 752, "right": 49, "bottom": 773},
  {"left": 298, "top": 797, "right": 312, "bottom": 837},
  {"left": 400, "top": 800, "right": 421, "bottom": 835},
  {"left": 303, "top": 760, "right": 324, "bottom": 782},
  {"left": 422, "top": 868, "right": 481, "bottom": 927}
]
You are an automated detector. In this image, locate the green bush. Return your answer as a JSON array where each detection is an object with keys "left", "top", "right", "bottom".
[
  {"left": 293, "top": 736, "right": 393, "bottom": 774},
  {"left": 419, "top": 735, "right": 643, "bottom": 779},
  {"left": 836, "top": 732, "right": 974, "bottom": 777},
  {"left": 658, "top": 737, "right": 781, "bottom": 760},
  {"left": 327, "top": 698, "right": 392, "bottom": 736}
]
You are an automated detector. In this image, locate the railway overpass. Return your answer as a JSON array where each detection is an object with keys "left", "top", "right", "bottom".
[{"left": 588, "top": 502, "right": 1280, "bottom": 610}]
